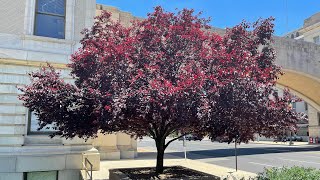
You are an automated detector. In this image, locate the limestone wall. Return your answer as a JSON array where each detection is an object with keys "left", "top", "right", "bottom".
[
  {"left": 74, "top": 0, "right": 96, "bottom": 43},
  {"left": 301, "top": 24, "right": 320, "bottom": 43},
  {"left": 0, "top": 4, "right": 137, "bottom": 179},
  {"left": 273, "top": 37, "right": 320, "bottom": 140},
  {"left": 304, "top": 12, "right": 320, "bottom": 28},
  {"left": 0, "top": 0, "right": 25, "bottom": 35},
  {"left": 274, "top": 36, "right": 320, "bottom": 79},
  {"left": 96, "top": 4, "right": 143, "bottom": 27}
]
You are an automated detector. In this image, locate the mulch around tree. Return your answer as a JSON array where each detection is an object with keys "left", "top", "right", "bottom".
[{"left": 117, "top": 166, "right": 220, "bottom": 180}]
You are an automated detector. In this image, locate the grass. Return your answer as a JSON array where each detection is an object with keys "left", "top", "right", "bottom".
[{"left": 257, "top": 166, "right": 320, "bottom": 180}]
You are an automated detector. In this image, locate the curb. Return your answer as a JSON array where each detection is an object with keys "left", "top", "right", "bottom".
[{"left": 250, "top": 141, "right": 312, "bottom": 146}]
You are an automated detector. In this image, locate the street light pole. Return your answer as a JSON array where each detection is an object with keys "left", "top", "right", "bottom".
[
  {"left": 235, "top": 140, "right": 237, "bottom": 171},
  {"left": 289, "top": 131, "right": 293, "bottom": 146},
  {"left": 183, "top": 135, "right": 187, "bottom": 160}
]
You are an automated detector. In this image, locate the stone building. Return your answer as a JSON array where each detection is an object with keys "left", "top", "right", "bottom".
[
  {"left": 285, "top": 12, "right": 320, "bottom": 45},
  {"left": 0, "top": 1, "right": 138, "bottom": 180},
  {"left": 281, "top": 12, "right": 320, "bottom": 141}
]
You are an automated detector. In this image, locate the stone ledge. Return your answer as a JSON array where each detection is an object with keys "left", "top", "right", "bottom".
[
  {"left": 120, "top": 150, "right": 136, "bottom": 159},
  {"left": 0, "top": 172, "right": 23, "bottom": 180},
  {"left": 100, "top": 151, "right": 120, "bottom": 160},
  {"left": 0, "top": 58, "right": 68, "bottom": 69},
  {"left": 0, "top": 147, "right": 101, "bottom": 172}
]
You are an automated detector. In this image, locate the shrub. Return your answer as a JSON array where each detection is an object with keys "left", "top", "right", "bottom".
[{"left": 257, "top": 166, "right": 320, "bottom": 180}]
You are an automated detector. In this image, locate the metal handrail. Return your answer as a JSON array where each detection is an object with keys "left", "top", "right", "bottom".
[{"left": 83, "top": 157, "right": 93, "bottom": 180}]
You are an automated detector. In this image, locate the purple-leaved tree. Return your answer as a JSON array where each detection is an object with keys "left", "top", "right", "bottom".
[{"left": 19, "top": 7, "right": 302, "bottom": 174}]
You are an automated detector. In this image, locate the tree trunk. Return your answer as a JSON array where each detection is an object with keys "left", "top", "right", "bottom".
[{"left": 155, "top": 138, "right": 166, "bottom": 174}]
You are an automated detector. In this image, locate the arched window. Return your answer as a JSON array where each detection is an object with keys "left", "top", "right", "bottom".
[
  {"left": 291, "top": 34, "right": 294, "bottom": 39},
  {"left": 296, "top": 32, "right": 300, "bottom": 37},
  {"left": 34, "top": 0, "right": 66, "bottom": 39}
]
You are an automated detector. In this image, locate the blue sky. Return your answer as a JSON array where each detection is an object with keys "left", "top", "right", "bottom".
[{"left": 97, "top": 0, "right": 319, "bottom": 36}]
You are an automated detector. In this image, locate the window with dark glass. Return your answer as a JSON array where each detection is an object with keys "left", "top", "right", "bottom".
[
  {"left": 34, "top": 0, "right": 66, "bottom": 39},
  {"left": 25, "top": 171, "right": 58, "bottom": 180}
]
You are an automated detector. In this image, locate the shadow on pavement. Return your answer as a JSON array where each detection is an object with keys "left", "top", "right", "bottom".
[
  {"left": 136, "top": 151, "right": 186, "bottom": 160},
  {"left": 163, "top": 146, "right": 320, "bottom": 160}
]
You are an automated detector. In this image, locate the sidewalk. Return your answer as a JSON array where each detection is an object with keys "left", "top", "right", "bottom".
[
  {"left": 92, "top": 147, "right": 256, "bottom": 180},
  {"left": 250, "top": 140, "right": 312, "bottom": 146}
]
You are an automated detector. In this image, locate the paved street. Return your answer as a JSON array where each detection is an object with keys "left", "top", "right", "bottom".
[{"left": 138, "top": 137, "right": 320, "bottom": 173}]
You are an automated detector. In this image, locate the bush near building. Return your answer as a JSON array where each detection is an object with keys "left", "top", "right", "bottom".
[{"left": 257, "top": 166, "right": 320, "bottom": 180}]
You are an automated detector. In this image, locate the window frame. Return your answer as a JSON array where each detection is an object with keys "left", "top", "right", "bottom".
[
  {"left": 304, "top": 102, "right": 308, "bottom": 111},
  {"left": 27, "top": 110, "right": 57, "bottom": 135},
  {"left": 33, "top": 0, "right": 67, "bottom": 39},
  {"left": 24, "top": 171, "right": 58, "bottom": 180}
]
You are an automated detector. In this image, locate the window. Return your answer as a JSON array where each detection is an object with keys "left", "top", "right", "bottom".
[
  {"left": 313, "top": 36, "right": 320, "bottom": 45},
  {"left": 34, "top": 0, "right": 66, "bottom": 39},
  {"left": 25, "top": 171, "right": 58, "bottom": 180},
  {"left": 292, "top": 102, "right": 296, "bottom": 110},
  {"left": 27, "top": 111, "right": 57, "bottom": 135},
  {"left": 318, "top": 112, "right": 320, "bottom": 126},
  {"left": 304, "top": 102, "right": 308, "bottom": 111}
]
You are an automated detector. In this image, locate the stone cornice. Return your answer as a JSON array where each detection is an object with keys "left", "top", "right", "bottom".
[{"left": 0, "top": 58, "right": 69, "bottom": 69}]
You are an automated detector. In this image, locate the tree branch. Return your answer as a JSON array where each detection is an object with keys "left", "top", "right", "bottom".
[
  {"left": 148, "top": 127, "right": 156, "bottom": 139},
  {"left": 164, "top": 133, "right": 187, "bottom": 149}
]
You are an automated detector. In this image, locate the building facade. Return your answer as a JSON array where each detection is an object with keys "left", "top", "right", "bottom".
[
  {"left": 0, "top": 1, "right": 138, "bottom": 180},
  {"left": 285, "top": 12, "right": 320, "bottom": 45},
  {"left": 282, "top": 12, "right": 320, "bottom": 141}
]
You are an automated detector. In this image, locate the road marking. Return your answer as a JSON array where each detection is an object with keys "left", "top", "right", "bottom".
[
  {"left": 248, "top": 162, "right": 280, "bottom": 167},
  {"left": 204, "top": 158, "right": 230, "bottom": 163},
  {"left": 267, "top": 148, "right": 290, "bottom": 152},
  {"left": 278, "top": 158, "right": 320, "bottom": 165}
]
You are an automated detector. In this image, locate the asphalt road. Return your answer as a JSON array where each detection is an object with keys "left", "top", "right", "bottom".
[{"left": 138, "top": 137, "right": 320, "bottom": 173}]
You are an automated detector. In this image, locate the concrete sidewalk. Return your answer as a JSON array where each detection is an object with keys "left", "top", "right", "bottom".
[
  {"left": 92, "top": 147, "right": 256, "bottom": 180},
  {"left": 250, "top": 140, "right": 312, "bottom": 146}
]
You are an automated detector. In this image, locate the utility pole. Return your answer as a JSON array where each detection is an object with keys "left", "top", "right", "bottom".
[
  {"left": 235, "top": 140, "right": 237, "bottom": 171},
  {"left": 183, "top": 136, "right": 187, "bottom": 160},
  {"left": 234, "top": 135, "right": 239, "bottom": 172},
  {"left": 289, "top": 131, "right": 293, "bottom": 146},
  {"left": 285, "top": 0, "right": 288, "bottom": 33}
]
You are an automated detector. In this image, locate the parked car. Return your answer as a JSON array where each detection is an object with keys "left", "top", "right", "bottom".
[
  {"left": 294, "top": 135, "right": 303, "bottom": 142},
  {"left": 212, "top": 136, "right": 230, "bottom": 143},
  {"left": 285, "top": 135, "right": 304, "bottom": 142},
  {"left": 186, "top": 134, "right": 202, "bottom": 141},
  {"left": 273, "top": 136, "right": 287, "bottom": 142},
  {"left": 286, "top": 136, "right": 297, "bottom": 141},
  {"left": 178, "top": 134, "right": 202, "bottom": 141},
  {"left": 179, "top": 134, "right": 202, "bottom": 141}
]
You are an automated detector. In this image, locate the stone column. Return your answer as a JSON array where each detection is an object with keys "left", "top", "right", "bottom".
[
  {"left": 131, "top": 137, "right": 138, "bottom": 158},
  {"left": 116, "top": 133, "right": 136, "bottom": 159},
  {"left": 308, "top": 105, "right": 320, "bottom": 142}
]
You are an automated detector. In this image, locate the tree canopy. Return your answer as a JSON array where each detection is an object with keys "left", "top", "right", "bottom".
[{"left": 19, "top": 7, "right": 302, "bottom": 173}]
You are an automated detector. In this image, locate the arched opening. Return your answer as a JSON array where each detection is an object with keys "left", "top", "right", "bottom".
[
  {"left": 277, "top": 70, "right": 320, "bottom": 111},
  {"left": 277, "top": 70, "right": 320, "bottom": 140}
]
